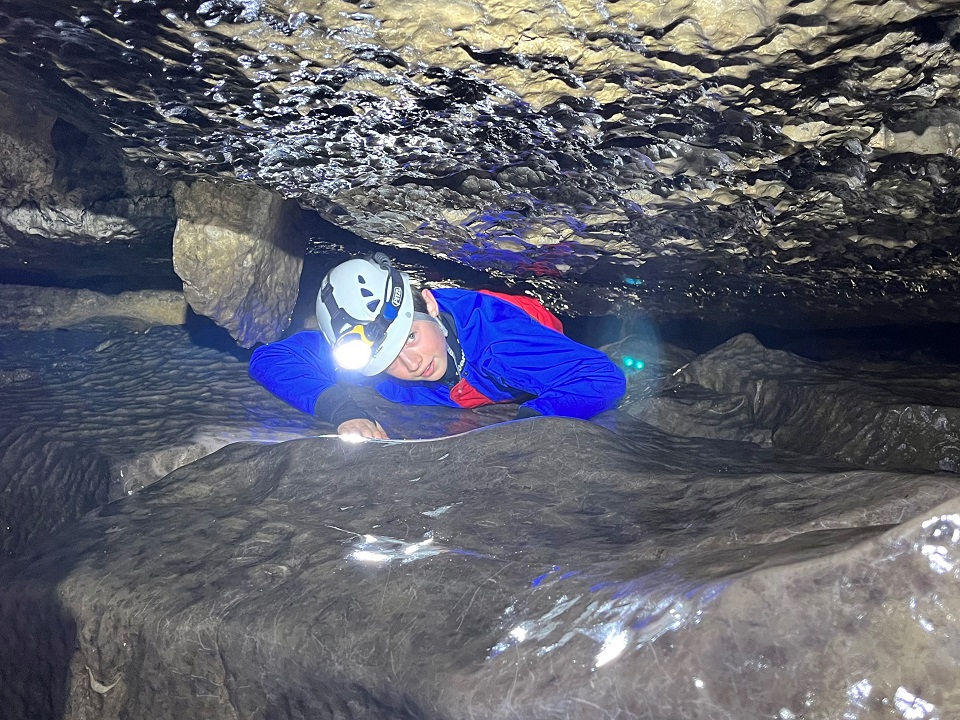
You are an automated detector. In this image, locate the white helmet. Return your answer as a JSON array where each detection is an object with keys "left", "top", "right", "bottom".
[{"left": 316, "top": 253, "right": 414, "bottom": 376}]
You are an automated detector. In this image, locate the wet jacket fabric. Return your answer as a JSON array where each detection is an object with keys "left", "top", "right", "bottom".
[{"left": 249, "top": 288, "right": 626, "bottom": 422}]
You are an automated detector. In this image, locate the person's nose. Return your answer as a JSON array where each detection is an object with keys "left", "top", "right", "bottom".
[{"left": 397, "top": 348, "right": 420, "bottom": 373}]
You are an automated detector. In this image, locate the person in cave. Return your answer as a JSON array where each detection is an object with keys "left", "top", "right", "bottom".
[{"left": 249, "top": 253, "right": 626, "bottom": 439}]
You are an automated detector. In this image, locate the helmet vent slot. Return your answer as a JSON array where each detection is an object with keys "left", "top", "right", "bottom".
[
  {"left": 366, "top": 300, "right": 380, "bottom": 312},
  {"left": 357, "top": 275, "right": 366, "bottom": 284},
  {"left": 360, "top": 287, "right": 374, "bottom": 298}
]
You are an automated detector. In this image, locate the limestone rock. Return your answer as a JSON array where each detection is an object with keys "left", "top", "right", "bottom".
[
  {"left": 2, "top": 320, "right": 960, "bottom": 718},
  {"left": 2, "top": 1, "right": 960, "bottom": 327},
  {"left": 0, "top": 89, "right": 175, "bottom": 248},
  {"left": 0, "top": 323, "right": 514, "bottom": 558},
  {"left": 2, "top": 419, "right": 960, "bottom": 719},
  {"left": 676, "top": 333, "right": 960, "bottom": 471},
  {"left": 0, "top": 285, "right": 187, "bottom": 330},
  {"left": 173, "top": 180, "right": 306, "bottom": 347},
  {"left": 0, "top": 94, "right": 57, "bottom": 206},
  {"left": 0, "top": 425, "right": 111, "bottom": 559}
]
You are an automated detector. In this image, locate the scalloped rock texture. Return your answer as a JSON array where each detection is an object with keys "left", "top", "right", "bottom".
[
  {"left": 4, "top": 316, "right": 960, "bottom": 717},
  {"left": 2, "top": 0, "right": 960, "bottom": 332}
]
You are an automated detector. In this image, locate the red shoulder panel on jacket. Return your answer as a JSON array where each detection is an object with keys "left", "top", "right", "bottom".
[
  {"left": 477, "top": 290, "right": 564, "bottom": 333},
  {"left": 449, "top": 378, "right": 495, "bottom": 408}
]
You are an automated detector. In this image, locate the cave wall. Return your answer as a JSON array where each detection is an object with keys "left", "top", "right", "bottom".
[
  {"left": 2, "top": 1, "right": 960, "bottom": 339},
  {"left": 0, "top": 91, "right": 310, "bottom": 343},
  {"left": 0, "top": 88, "right": 174, "bottom": 252}
]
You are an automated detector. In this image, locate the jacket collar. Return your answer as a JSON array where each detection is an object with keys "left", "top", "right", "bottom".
[{"left": 439, "top": 311, "right": 464, "bottom": 382}]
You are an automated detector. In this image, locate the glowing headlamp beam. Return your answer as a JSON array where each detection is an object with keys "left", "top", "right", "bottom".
[{"left": 334, "top": 326, "right": 374, "bottom": 370}]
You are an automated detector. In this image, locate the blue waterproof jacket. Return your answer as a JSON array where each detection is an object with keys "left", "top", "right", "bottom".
[{"left": 249, "top": 288, "right": 625, "bottom": 421}]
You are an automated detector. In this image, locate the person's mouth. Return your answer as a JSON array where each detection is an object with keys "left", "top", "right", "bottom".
[{"left": 421, "top": 360, "right": 434, "bottom": 378}]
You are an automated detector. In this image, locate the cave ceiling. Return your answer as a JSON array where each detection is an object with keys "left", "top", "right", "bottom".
[{"left": 1, "top": 0, "right": 960, "bottom": 326}]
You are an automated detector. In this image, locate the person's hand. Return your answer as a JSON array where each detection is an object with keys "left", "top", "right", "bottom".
[{"left": 336, "top": 418, "right": 389, "bottom": 440}]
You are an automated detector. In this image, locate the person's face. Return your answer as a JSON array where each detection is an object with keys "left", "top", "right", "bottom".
[{"left": 384, "top": 315, "right": 448, "bottom": 381}]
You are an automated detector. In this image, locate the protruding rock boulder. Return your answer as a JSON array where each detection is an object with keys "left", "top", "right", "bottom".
[{"left": 172, "top": 180, "right": 307, "bottom": 347}]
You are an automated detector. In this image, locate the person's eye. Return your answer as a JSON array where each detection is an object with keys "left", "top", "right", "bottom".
[{"left": 406, "top": 332, "right": 416, "bottom": 343}]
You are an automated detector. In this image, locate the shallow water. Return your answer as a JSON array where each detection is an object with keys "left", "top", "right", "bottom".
[{"left": 2, "top": 321, "right": 960, "bottom": 718}]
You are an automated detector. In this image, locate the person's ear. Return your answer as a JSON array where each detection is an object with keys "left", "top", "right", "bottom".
[{"left": 422, "top": 289, "right": 440, "bottom": 317}]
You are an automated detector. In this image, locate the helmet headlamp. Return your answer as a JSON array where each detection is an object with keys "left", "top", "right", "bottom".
[
  {"left": 320, "top": 253, "right": 406, "bottom": 372},
  {"left": 332, "top": 324, "right": 376, "bottom": 370}
]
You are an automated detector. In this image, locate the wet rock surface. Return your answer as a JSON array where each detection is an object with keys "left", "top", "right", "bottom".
[
  {"left": 674, "top": 333, "right": 960, "bottom": 472},
  {"left": 0, "top": 322, "right": 515, "bottom": 558},
  {"left": 0, "top": 285, "right": 187, "bottom": 331},
  {"left": 2, "top": 0, "right": 960, "bottom": 331},
  {"left": 3, "top": 2, "right": 960, "bottom": 712},
  {"left": 3, "top": 415, "right": 960, "bottom": 719},
  {"left": 0, "top": 87, "right": 174, "bottom": 257},
  {"left": 2, "top": 324, "right": 960, "bottom": 717}
]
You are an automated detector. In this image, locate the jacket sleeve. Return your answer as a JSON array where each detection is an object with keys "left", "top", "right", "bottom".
[
  {"left": 249, "top": 331, "right": 369, "bottom": 423},
  {"left": 485, "top": 319, "right": 626, "bottom": 420}
]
